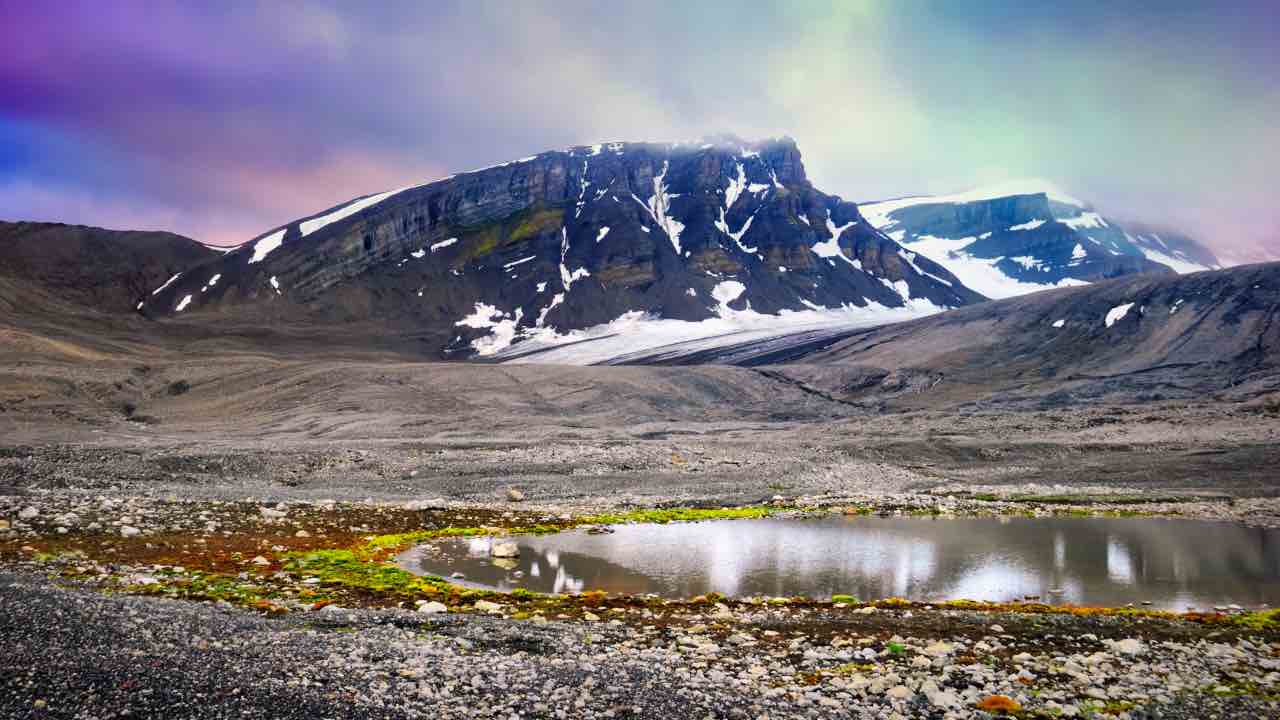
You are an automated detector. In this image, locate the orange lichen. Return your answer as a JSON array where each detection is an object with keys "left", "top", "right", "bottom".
[{"left": 976, "top": 695, "right": 1022, "bottom": 713}]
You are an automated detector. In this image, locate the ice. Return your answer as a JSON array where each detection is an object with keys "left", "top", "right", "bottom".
[
  {"left": 1105, "top": 302, "right": 1135, "bottom": 328},
  {"left": 248, "top": 229, "right": 286, "bottom": 264},
  {"left": 498, "top": 298, "right": 945, "bottom": 366}
]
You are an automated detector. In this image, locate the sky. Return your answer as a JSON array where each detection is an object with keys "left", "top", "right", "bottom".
[{"left": 1, "top": 1, "right": 1277, "bottom": 260}]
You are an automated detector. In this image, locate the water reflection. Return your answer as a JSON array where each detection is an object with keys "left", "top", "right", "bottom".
[{"left": 396, "top": 516, "right": 1280, "bottom": 610}]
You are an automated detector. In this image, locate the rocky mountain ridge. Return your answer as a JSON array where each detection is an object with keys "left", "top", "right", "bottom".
[{"left": 139, "top": 137, "right": 982, "bottom": 356}]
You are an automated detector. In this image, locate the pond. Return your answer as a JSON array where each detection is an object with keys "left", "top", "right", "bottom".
[{"left": 396, "top": 515, "right": 1280, "bottom": 611}]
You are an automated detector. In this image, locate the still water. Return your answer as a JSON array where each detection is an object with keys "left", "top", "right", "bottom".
[{"left": 396, "top": 516, "right": 1280, "bottom": 611}]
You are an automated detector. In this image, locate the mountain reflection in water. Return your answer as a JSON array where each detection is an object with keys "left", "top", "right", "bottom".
[{"left": 397, "top": 516, "right": 1280, "bottom": 610}]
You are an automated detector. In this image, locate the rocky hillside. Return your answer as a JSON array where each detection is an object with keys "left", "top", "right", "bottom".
[
  {"left": 0, "top": 221, "right": 220, "bottom": 313},
  {"left": 859, "top": 183, "right": 1221, "bottom": 300},
  {"left": 141, "top": 137, "right": 983, "bottom": 357},
  {"left": 768, "top": 261, "right": 1280, "bottom": 409}
]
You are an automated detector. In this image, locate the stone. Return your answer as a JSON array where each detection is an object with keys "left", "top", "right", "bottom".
[
  {"left": 294, "top": 529, "right": 311, "bottom": 538},
  {"left": 473, "top": 600, "right": 503, "bottom": 613},
  {"left": 251, "top": 555, "right": 269, "bottom": 565},
  {"left": 922, "top": 641, "right": 954, "bottom": 656},
  {"left": 120, "top": 526, "right": 141, "bottom": 537},
  {"left": 259, "top": 507, "right": 286, "bottom": 519},
  {"left": 0, "top": 520, "right": 9, "bottom": 531},
  {"left": 1108, "top": 638, "right": 1145, "bottom": 655},
  {"left": 490, "top": 542, "right": 520, "bottom": 558},
  {"left": 18, "top": 507, "right": 38, "bottom": 520},
  {"left": 418, "top": 601, "right": 448, "bottom": 615},
  {"left": 506, "top": 488, "right": 525, "bottom": 502},
  {"left": 886, "top": 685, "right": 912, "bottom": 699}
]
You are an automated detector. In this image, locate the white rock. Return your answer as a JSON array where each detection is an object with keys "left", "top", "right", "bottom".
[
  {"left": 1107, "top": 638, "right": 1146, "bottom": 655},
  {"left": 490, "top": 542, "right": 520, "bottom": 558},
  {"left": 473, "top": 600, "right": 503, "bottom": 613},
  {"left": 251, "top": 555, "right": 269, "bottom": 565},
  {"left": 886, "top": 685, "right": 912, "bottom": 699},
  {"left": 506, "top": 488, "right": 525, "bottom": 502},
  {"left": 18, "top": 507, "right": 38, "bottom": 520},
  {"left": 418, "top": 601, "right": 448, "bottom": 615},
  {"left": 120, "top": 526, "right": 141, "bottom": 537}
]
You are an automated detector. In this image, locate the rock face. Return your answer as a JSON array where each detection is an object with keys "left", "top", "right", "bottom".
[
  {"left": 859, "top": 184, "right": 1220, "bottom": 299},
  {"left": 142, "top": 137, "right": 983, "bottom": 357},
  {"left": 0, "top": 221, "right": 220, "bottom": 313}
]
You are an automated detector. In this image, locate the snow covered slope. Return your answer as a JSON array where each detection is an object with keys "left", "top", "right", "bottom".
[{"left": 859, "top": 182, "right": 1220, "bottom": 299}]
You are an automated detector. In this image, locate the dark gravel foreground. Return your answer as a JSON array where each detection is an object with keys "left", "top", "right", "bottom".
[
  {"left": 4, "top": 570, "right": 1279, "bottom": 720},
  {"left": 0, "top": 572, "right": 771, "bottom": 720}
]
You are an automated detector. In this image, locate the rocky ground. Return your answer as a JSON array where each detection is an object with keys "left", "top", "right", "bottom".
[
  {"left": 3, "top": 350, "right": 1280, "bottom": 718},
  {"left": 2, "top": 484, "right": 1279, "bottom": 719}
]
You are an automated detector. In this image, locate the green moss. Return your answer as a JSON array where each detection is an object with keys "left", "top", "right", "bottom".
[
  {"left": 284, "top": 549, "right": 459, "bottom": 598},
  {"left": 509, "top": 207, "right": 565, "bottom": 243},
  {"left": 830, "top": 594, "right": 858, "bottom": 604},
  {"left": 577, "top": 506, "right": 780, "bottom": 526},
  {"left": 1227, "top": 608, "right": 1280, "bottom": 631}
]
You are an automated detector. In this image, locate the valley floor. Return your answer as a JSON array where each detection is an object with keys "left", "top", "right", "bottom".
[{"left": 3, "top": 351, "right": 1280, "bottom": 718}]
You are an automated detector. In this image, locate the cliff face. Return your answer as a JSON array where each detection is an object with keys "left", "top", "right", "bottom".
[{"left": 143, "top": 137, "right": 984, "bottom": 356}]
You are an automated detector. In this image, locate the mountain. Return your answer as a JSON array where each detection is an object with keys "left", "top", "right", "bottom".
[
  {"left": 858, "top": 181, "right": 1221, "bottom": 300},
  {"left": 140, "top": 137, "right": 983, "bottom": 357},
  {"left": 0, "top": 221, "right": 221, "bottom": 313}
]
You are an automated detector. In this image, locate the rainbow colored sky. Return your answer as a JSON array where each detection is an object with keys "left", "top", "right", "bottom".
[{"left": 2, "top": 1, "right": 1277, "bottom": 260}]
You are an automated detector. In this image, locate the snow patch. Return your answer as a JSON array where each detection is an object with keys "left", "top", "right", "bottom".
[
  {"left": 431, "top": 237, "right": 458, "bottom": 252},
  {"left": 596, "top": 226, "right": 610, "bottom": 243},
  {"left": 299, "top": 186, "right": 409, "bottom": 238},
  {"left": 711, "top": 280, "right": 746, "bottom": 310},
  {"left": 152, "top": 273, "right": 181, "bottom": 296},
  {"left": 1052, "top": 319, "right": 1065, "bottom": 328},
  {"left": 269, "top": 276, "right": 280, "bottom": 293},
  {"left": 503, "top": 255, "right": 536, "bottom": 270},
  {"left": 903, "top": 234, "right": 1087, "bottom": 299},
  {"left": 456, "top": 303, "right": 525, "bottom": 356},
  {"left": 410, "top": 249, "right": 425, "bottom": 259},
  {"left": 175, "top": 294, "right": 193, "bottom": 312},
  {"left": 645, "top": 161, "right": 685, "bottom": 254},
  {"left": 249, "top": 229, "right": 286, "bottom": 264},
  {"left": 812, "top": 211, "right": 860, "bottom": 268},
  {"left": 1105, "top": 302, "right": 1135, "bottom": 328},
  {"left": 1009, "top": 219, "right": 1046, "bottom": 231}
]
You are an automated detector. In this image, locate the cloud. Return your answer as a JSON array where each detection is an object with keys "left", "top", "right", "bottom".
[{"left": 0, "top": 1, "right": 1276, "bottom": 257}]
